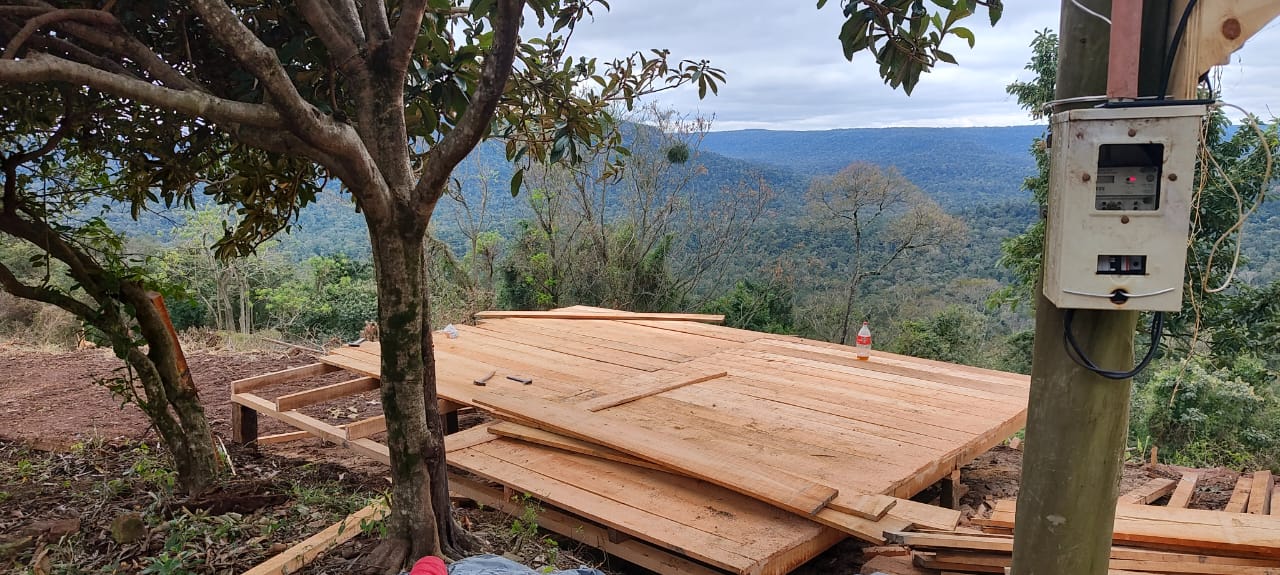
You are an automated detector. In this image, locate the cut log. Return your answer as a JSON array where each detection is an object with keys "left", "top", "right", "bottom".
[{"left": 1248, "top": 471, "right": 1273, "bottom": 515}]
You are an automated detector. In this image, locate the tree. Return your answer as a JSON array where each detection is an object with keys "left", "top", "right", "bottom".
[
  {"left": 0, "top": 1, "right": 720, "bottom": 567},
  {"left": 501, "top": 105, "right": 772, "bottom": 312},
  {"left": 0, "top": 84, "right": 222, "bottom": 495},
  {"left": 805, "top": 162, "right": 966, "bottom": 344}
]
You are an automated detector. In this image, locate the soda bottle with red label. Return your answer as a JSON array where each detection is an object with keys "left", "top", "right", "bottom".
[{"left": 855, "top": 322, "right": 872, "bottom": 360}]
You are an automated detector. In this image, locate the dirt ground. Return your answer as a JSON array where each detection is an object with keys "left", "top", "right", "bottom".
[{"left": 0, "top": 344, "right": 1242, "bottom": 575}]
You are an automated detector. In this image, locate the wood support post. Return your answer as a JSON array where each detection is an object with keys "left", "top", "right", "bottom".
[
  {"left": 232, "top": 403, "right": 259, "bottom": 446},
  {"left": 941, "top": 468, "right": 965, "bottom": 510}
]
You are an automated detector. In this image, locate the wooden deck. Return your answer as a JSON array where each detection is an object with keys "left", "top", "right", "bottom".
[{"left": 231, "top": 306, "right": 1031, "bottom": 574}]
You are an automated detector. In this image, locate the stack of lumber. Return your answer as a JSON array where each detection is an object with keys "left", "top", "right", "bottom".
[
  {"left": 232, "top": 305, "right": 1035, "bottom": 575},
  {"left": 473, "top": 392, "right": 962, "bottom": 543},
  {"left": 876, "top": 481, "right": 1280, "bottom": 574}
]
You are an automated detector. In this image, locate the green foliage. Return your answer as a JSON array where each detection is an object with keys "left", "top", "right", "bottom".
[
  {"left": 890, "top": 305, "right": 983, "bottom": 364},
  {"left": 1131, "top": 357, "right": 1280, "bottom": 470},
  {"left": 820, "top": 0, "right": 1003, "bottom": 94},
  {"left": 704, "top": 278, "right": 796, "bottom": 334},
  {"left": 258, "top": 254, "right": 378, "bottom": 340}
]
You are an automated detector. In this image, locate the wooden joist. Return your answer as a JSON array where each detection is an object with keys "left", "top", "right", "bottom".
[
  {"left": 1120, "top": 477, "right": 1179, "bottom": 505},
  {"left": 1167, "top": 472, "right": 1200, "bottom": 509},
  {"left": 241, "top": 499, "right": 387, "bottom": 575},
  {"left": 231, "top": 363, "right": 339, "bottom": 394},
  {"left": 275, "top": 376, "right": 379, "bottom": 411},
  {"left": 1249, "top": 471, "right": 1273, "bottom": 515},
  {"left": 474, "top": 310, "right": 725, "bottom": 323},
  {"left": 1227, "top": 475, "right": 1253, "bottom": 513}
]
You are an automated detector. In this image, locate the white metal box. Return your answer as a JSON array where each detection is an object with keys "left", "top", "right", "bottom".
[{"left": 1043, "top": 105, "right": 1207, "bottom": 311}]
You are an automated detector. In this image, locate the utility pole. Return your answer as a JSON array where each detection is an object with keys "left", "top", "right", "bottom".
[
  {"left": 1009, "top": 1, "right": 1155, "bottom": 574},
  {"left": 1012, "top": 2, "right": 1280, "bottom": 574}
]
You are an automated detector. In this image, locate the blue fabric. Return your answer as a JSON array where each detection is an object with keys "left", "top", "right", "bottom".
[{"left": 447, "top": 554, "right": 604, "bottom": 575}]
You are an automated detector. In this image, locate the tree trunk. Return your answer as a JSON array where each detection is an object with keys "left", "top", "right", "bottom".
[{"left": 366, "top": 217, "right": 475, "bottom": 569}]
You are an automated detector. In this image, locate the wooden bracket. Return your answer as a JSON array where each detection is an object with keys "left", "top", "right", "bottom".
[{"left": 1168, "top": 0, "right": 1280, "bottom": 99}]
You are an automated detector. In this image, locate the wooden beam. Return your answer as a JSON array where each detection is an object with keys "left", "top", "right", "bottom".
[
  {"left": 241, "top": 500, "right": 388, "bottom": 575},
  {"left": 1248, "top": 471, "right": 1273, "bottom": 515},
  {"left": 574, "top": 370, "right": 728, "bottom": 412},
  {"left": 343, "top": 415, "right": 386, "bottom": 440},
  {"left": 1119, "top": 477, "right": 1178, "bottom": 505},
  {"left": 475, "top": 394, "right": 837, "bottom": 517},
  {"left": 275, "top": 376, "right": 379, "bottom": 411},
  {"left": 1167, "top": 472, "right": 1200, "bottom": 509},
  {"left": 231, "top": 403, "right": 259, "bottom": 445},
  {"left": 1107, "top": 0, "right": 1144, "bottom": 100},
  {"left": 474, "top": 310, "right": 725, "bottom": 323},
  {"left": 1167, "top": 0, "right": 1280, "bottom": 99},
  {"left": 231, "top": 393, "right": 390, "bottom": 465},
  {"left": 1226, "top": 475, "right": 1253, "bottom": 513},
  {"left": 257, "top": 430, "right": 313, "bottom": 445},
  {"left": 231, "top": 363, "right": 340, "bottom": 394}
]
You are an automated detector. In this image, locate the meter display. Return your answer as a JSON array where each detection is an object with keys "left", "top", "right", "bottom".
[{"left": 1095, "top": 166, "right": 1160, "bottom": 211}]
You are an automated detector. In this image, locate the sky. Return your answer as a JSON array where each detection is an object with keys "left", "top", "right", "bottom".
[{"left": 537, "top": 1, "right": 1280, "bottom": 131}]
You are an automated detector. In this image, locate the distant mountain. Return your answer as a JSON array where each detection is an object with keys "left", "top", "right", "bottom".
[{"left": 700, "top": 125, "right": 1046, "bottom": 205}]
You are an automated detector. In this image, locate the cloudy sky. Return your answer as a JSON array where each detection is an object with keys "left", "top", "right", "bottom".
[{"left": 539, "top": 1, "right": 1280, "bottom": 131}]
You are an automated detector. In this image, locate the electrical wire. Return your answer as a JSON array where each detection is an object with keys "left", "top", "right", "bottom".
[
  {"left": 1198, "top": 102, "right": 1274, "bottom": 293},
  {"left": 1070, "top": 0, "right": 1111, "bottom": 26},
  {"left": 1159, "top": 0, "right": 1200, "bottom": 100},
  {"left": 1064, "top": 309, "right": 1165, "bottom": 380}
]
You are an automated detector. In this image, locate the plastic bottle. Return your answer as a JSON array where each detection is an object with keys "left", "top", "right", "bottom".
[{"left": 855, "top": 322, "right": 872, "bottom": 360}]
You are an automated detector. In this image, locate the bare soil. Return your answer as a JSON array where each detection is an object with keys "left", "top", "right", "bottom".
[{"left": 0, "top": 344, "right": 1251, "bottom": 575}]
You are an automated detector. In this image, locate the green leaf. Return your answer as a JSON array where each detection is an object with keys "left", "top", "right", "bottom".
[
  {"left": 988, "top": 0, "right": 1003, "bottom": 25},
  {"left": 510, "top": 168, "right": 524, "bottom": 197},
  {"left": 951, "top": 26, "right": 975, "bottom": 48},
  {"left": 935, "top": 49, "right": 957, "bottom": 65}
]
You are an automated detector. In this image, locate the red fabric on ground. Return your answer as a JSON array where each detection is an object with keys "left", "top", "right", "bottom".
[{"left": 410, "top": 556, "right": 447, "bottom": 575}]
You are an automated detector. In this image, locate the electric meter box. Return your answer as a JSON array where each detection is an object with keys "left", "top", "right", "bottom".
[{"left": 1043, "top": 104, "right": 1207, "bottom": 311}]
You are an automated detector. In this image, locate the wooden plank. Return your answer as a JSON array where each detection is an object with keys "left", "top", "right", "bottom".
[
  {"left": 986, "top": 500, "right": 1280, "bottom": 558},
  {"left": 1249, "top": 471, "right": 1273, "bottom": 515},
  {"left": 574, "top": 370, "right": 728, "bottom": 412},
  {"left": 475, "top": 310, "right": 725, "bottom": 323},
  {"left": 241, "top": 499, "right": 388, "bottom": 575},
  {"left": 275, "top": 376, "right": 379, "bottom": 411},
  {"left": 467, "top": 319, "right": 679, "bottom": 372},
  {"left": 488, "top": 317, "right": 698, "bottom": 362},
  {"left": 860, "top": 554, "right": 933, "bottom": 575},
  {"left": 1274, "top": 486, "right": 1280, "bottom": 517},
  {"left": 1227, "top": 475, "right": 1253, "bottom": 513},
  {"left": 487, "top": 422, "right": 670, "bottom": 472},
  {"left": 447, "top": 474, "right": 732, "bottom": 575},
  {"left": 257, "top": 430, "right": 313, "bottom": 445},
  {"left": 450, "top": 445, "right": 762, "bottom": 573},
  {"left": 474, "top": 394, "right": 839, "bottom": 517},
  {"left": 1120, "top": 477, "right": 1179, "bottom": 505},
  {"left": 344, "top": 415, "right": 386, "bottom": 440},
  {"left": 1167, "top": 472, "right": 1200, "bottom": 509},
  {"left": 231, "top": 363, "right": 340, "bottom": 393}
]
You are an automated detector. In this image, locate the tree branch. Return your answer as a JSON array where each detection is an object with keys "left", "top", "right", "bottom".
[
  {"left": 0, "top": 259, "right": 98, "bottom": 320},
  {"left": 52, "top": 20, "right": 204, "bottom": 91},
  {"left": 8, "top": 85, "right": 73, "bottom": 166},
  {"left": 360, "top": 1, "right": 391, "bottom": 46},
  {"left": 2, "top": 8, "right": 113, "bottom": 59},
  {"left": 296, "top": 0, "right": 365, "bottom": 75},
  {"left": 414, "top": 0, "right": 524, "bottom": 208},
  {"left": 326, "top": 0, "right": 365, "bottom": 44},
  {"left": 387, "top": 0, "right": 429, "bottom": 78},
  {"left": 188, "top": 0, "right": 353, "bottom": 149},
  {"left": 0, "top": 53, "right": 282, "bottom": 128}
]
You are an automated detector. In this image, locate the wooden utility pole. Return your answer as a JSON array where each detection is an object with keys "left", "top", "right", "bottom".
[
  {"left": 1012, "top": 2, "right": 1280, "bottom": 574},
  {"left": 1009, "top": 1, "right": 1146, "bottom": 574}
]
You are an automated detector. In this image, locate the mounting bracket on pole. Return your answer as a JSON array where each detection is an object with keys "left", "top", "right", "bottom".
[{"left": 1167, "top": 0, "right": 1280, "bottom": 99}]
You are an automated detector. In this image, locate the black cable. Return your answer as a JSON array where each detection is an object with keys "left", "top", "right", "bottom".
[
  {"left": 1063, "top": 309, "right": 1164, "bottom": 380},
  {"left": 1159, "top": 0, "right": 1199, "bottom": 101}
]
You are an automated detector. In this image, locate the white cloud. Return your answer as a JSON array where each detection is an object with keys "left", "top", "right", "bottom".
[{"left": 528, "top": 1, "right": 1280, "bottom": 130}]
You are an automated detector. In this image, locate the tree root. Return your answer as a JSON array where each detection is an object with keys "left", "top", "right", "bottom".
[{"left": 365, "top": 537, "right": 410, "bottom": 575}]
